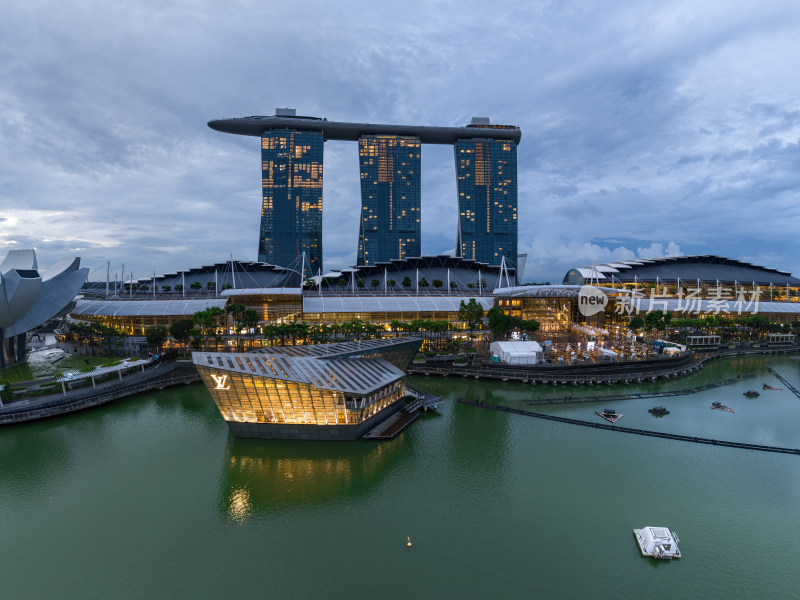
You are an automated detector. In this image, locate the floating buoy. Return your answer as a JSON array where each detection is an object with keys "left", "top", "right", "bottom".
[{"left": 407, "top": 536, "right": 412, "bottom": 548}]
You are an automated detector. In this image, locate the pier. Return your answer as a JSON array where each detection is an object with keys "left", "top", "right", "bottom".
[
  {"left": 766, "top": 368, "right": 800, "bottom": 399},
  {"left": 458, "top": 399, "right": 800, "bottom": 455},
  {"left": 362, "top": 385, "right": 446, "bottom": 440}
]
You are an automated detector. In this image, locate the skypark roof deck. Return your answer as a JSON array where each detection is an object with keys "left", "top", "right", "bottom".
[{"left": 208, "top": 113, "right": 521, "bottom": 144}]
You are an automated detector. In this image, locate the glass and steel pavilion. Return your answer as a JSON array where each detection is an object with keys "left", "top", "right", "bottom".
[
  {"left": 193, "top": 337, "right": 422, "bottom": 440},
  {"left": 259, "top": 129, "right": 323, "bottom": 272}
]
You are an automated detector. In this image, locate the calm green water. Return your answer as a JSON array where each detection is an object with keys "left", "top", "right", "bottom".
[{"left": 2, "top": 354, "right": 800, "bottom": 599}]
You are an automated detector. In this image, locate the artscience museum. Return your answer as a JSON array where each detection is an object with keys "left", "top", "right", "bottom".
[{"left": 0, "top": 249, "right": 89, "bottom": 367}]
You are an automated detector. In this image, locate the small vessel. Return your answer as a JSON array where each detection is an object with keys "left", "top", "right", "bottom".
[
  {"left": 633, "top": 526, "right": 681, "bottom": 560},
  {"left": 743, "top": 390, "right": 760, "bottom": 398},
  {"left": 596, "top": 408, "right": 622, "bottom": 423},
  {"left": 762, "top": 384, "right": 781, "bottom": 390},
  {"left": 711, "top": 402, "right": 735, "bottom": 413},
  {"left": 648, "top": 406, "right": 670, "bottom": 416}
]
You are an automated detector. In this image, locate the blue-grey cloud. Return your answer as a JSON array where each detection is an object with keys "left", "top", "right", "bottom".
[{"left": 1, "top": 0, "right": 799, "bottom": 283}]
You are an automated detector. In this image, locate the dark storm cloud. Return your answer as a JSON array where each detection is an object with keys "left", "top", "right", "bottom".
[{"left": 1, "top": 0, "right": 799, "bottom": 282}]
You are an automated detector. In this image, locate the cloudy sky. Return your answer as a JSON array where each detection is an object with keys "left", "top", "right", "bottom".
[{"left": 1, "top": 0, "right": 799, "bottom": 283}]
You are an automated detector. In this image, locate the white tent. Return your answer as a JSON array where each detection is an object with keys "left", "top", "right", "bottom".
[
  {"left": 597, "top": 347, "right": 618, "bottom": 361},
  {"left": 489, "top": 341, "right": 543, "bottom": 365}
]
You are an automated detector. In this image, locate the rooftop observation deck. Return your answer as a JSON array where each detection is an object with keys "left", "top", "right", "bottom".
[{"left": 208, "top": 111, "right": 522, "bottom": 144}]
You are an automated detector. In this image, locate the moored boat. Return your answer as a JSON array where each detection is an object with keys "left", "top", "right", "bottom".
[
  {"left": 648, "top": 405, "right": 669, "bottom": 416},
  {"left": 743, "top": 390, "right": 760, "bottom": 398},
  {"left": 633, "top": 526, "right": 681, "bottom": 560},
  {"left": 711, "top": 401, "right": 735, "bottom": 412},
  {"left": 596, "top": 408, "right": 622, "bottom": 423}
]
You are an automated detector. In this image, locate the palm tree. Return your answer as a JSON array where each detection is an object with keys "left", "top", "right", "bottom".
[
  {"left": 390, "top": 319, "right": 402, "bottom": 337},
  {"left": 225, "top": 302, "right": 246, "bottom": 350},
  {"left": 240, "top": 309, "right": 260, "bottom": 349}
]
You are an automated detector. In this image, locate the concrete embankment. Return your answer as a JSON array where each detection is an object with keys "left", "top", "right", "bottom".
[{"left": 0, "top": 361, "right": 200, "bottom": 425}]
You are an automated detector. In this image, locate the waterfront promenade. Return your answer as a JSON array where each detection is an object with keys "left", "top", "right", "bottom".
[
  {"left": 0, "top": 360, "right": 199, "bottom": 425},
  {"left": 408, "top": 344, "right": 800, "bottom": 385}
]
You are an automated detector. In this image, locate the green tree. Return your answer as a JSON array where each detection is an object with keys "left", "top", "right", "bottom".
[
  {"left": 175, "top": 284, "right": 184, "bottom": 292},
  {"left": 487, "top": 307, "right": 513, "bottom": 339},
  {"left": 432, "top": 279, "right": 443, "bottom": 289},
  {"left": 402, "top": 276, "right": 412, "bottom": 288},
  {"left": 486, "top": 307, "right": 540, "bottom": 340},
  {"left": 387, "top": 279, "right": 396, "bottom": 287},
  {"left": 190, "top": 281, "right": 202, "bottom": 291},
  {"left": 371, "top": 279, "right": 380, "bottom": 289},
  {"left": 458, "top": 299, "right": 485, "bottom": 331},
  {"left": 0, "top": 380, "right": 13, "bottom": 404},
  {"left": 169, "top": 319, "right": 195, "bottom": 350},
  {"left": 628, "top": 316, "right": 645, "bottom": 331},
  {"left": 418, "top": 277, "right": 429, "bottom": 288},
  {"left": 206, "top": 281, "right": 216, "bottom": 291},
  {"left": 144, "top": 325, "right": 169, "bottom": 351}
]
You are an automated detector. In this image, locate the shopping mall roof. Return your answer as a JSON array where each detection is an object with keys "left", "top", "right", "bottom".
[
  {"left": 493, "top": 285, "right": 643, "bottom": 298},
  {"left": 353, "top": 255, "right": 512, "bottom": 277},
  {"left": 621, "top": 297, "right": 800, "bottom": 316},
  {"left": 563, "top": 255, "right": 800, "bottom": 286},
  {"left": 71, "top": 298, "right": 227, "bottom": 317},
  {"left": 221, "top": 287, "right": 302, "bottom": 297}
]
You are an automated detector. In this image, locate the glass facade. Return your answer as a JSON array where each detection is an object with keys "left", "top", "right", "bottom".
[
  {"left": 454, "top": 138, "right": 518, "bottom": 267},
  {"left": 259, "top": 130, "right": 323, "bottom": 272},
  {"left": 197, "top": 366, "right": 405, "bottom": 426},
  {"left": 357, "top": 136, "right": 421, "bottom": 265}
]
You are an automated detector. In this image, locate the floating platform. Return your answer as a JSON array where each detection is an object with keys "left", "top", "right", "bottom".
[
  {"left": 743, "top": 390, "right": 760, "bottom": 398},
  {"left": 634, "top": 526, "right": 681, "bottom": 560},
  {"left": 648, "top": 406, "right": 670, "bottom": 416},
  {"left": 361, "top": 411, "right": 419, "bottom": 440},
  {"left": 596, "top": 409, "right": 622, "bottom": 423},
  {"left": 711, "top": 402, "right": 735, "bottom": 413}
]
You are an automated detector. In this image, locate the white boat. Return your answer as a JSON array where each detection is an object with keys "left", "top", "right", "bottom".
[{"left": 633, "top": 526, "right": 681, "bottom": 559}]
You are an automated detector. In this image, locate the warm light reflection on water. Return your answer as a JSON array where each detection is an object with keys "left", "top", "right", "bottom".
[
  {"left": 218, "top": 435, "right": 408, "bottom": 520},
  {"left": 2, "top": 355, "right": 800, "bottom": 599},
  {"left": 227, "top": 487, "right": 252, "bottom": 524}
]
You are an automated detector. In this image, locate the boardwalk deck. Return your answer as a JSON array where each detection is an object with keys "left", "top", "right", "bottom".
[
  {"left": 525, "top": 373, "right": 756, "bottom": 406},
  {"left": 458, "top": 399, "right": 800, "bottom": 455},
  {"left": 766, "top": 368, "right": 800, "bottom": 399},
  {"left": 361, "top": 411, "right": 419, "bottom": 440}
]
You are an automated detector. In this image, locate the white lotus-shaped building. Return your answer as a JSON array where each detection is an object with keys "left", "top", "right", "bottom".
[{"left": 0, "top": 249, "right": 89, "bottom": 367}]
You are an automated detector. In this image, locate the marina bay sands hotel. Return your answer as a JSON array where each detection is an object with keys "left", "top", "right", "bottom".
[{"left": 208, "top": 109, "right": 521, "bottom": 274}]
